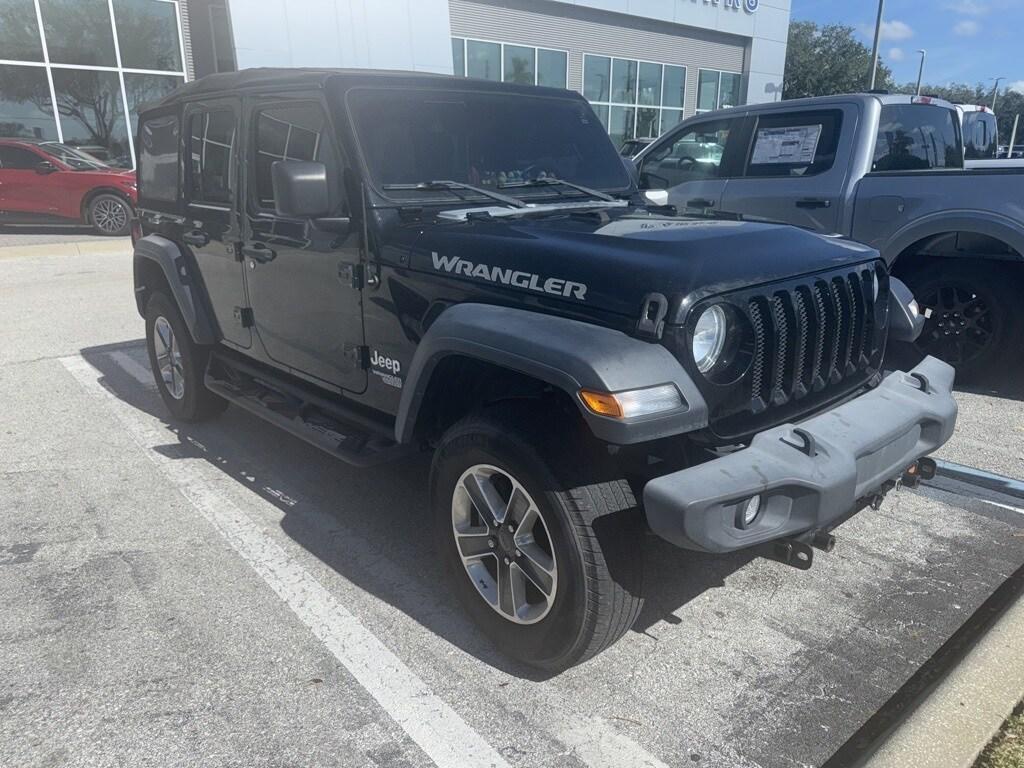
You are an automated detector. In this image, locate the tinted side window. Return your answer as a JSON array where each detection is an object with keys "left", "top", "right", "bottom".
[
  {"left": 963, "top": 112, "right": 997, "bottom": 160},
  {"left": 253, "top": 103, "right": 345, "bottom": 214},
  {"left": 188, "top": 109, "right": 235, "bottom": 204},
  {"left": 138, "top": 114, "right": 179, "bottom": 203},
  {"left": 0, "top": 146, "right": 42, "bottom": 169},
  {"left": 640, "top": 119, "right": 734, "bottom": 189},
  {"left": 873, "top": 105, "right": 962, "bottom": 171},
  {"left": 744, "top": 110, "right": 842, "bottom": 178}
]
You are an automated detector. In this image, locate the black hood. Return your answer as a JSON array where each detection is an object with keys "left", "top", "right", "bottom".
[{"left": 404, "top": 207, "right": 879, "bottom": 322}]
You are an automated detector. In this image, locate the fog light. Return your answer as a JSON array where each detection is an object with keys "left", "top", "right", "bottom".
[{"left": 739, "top": 495, "right": 762, "bottom": 527}]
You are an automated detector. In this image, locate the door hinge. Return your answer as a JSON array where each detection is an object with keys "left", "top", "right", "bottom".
[
  {"left": 234, "top": 306, "right": 254, "bottom": 328},
  {"left": 344, "top": 344, "right": 370, "bottom": 369},
  {"left": 339, "top": 262, "right": 364, "bottom": 289}
]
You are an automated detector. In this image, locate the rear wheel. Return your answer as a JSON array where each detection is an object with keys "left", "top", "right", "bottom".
[
  {"left": 903, "top": 259, "right": 1023, "bottom": 380},
  {"left": 430, "top": 403, "right": 644, "bottom": 671},
  {"left": 88, "top": 193, "right": 132, "bottom": 236},
  {"left": 145, "top": 292, "right": 226, "bottom": 422}
]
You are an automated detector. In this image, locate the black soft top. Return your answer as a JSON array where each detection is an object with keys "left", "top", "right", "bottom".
[{"left": 144, "top": 67, "right": 582, "bottom": 112}]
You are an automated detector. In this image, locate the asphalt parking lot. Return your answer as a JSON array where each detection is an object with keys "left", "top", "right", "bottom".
[{"left": 2, "top": 242, "right": 1023, "bottom": 768}]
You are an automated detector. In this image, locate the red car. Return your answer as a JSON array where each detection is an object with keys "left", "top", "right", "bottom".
[{"left": 0, "top": 139, "right": 138, "bottom": 236}]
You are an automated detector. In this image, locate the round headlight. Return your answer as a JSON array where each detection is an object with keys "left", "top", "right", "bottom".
[{"left": 692, "top": 305, "right": 728, "bottom": 374}]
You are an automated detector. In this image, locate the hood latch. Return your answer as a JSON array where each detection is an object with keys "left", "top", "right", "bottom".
[{"left": 636, "top": 292, "right": 668, "bottom": 340}]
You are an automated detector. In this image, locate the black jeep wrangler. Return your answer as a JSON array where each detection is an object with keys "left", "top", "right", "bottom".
[{"left": 132, "top": 69, "right": 957, "bottom": 671}]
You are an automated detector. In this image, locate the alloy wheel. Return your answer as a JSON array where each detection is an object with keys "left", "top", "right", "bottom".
[
  {"left": 153, "top": 316, "right": 185, "bottom": 400},
  {"left": 93, "top": 198, "right": 128, "bottom": 234},
  {"left": 916, "top": 283, "right": 994, "bottom": 366},
  {"left": 451, "top": 464, "right": 558, "bottom": 625}
]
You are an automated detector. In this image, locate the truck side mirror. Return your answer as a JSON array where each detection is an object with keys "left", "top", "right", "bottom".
[
  {"left": 35, "top": 160, "right": 58, "bottom": 175},
  {"left": 271, "top": 160, "right": 330, "bottom": 218}
]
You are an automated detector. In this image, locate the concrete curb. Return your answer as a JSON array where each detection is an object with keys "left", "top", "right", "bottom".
[
  {"left": 0, "top": 239, "right": 131, "bottom": 260},
  {"left": 863, "top": 592, "right": 1024, "bottom": 767},
  {"left": 825, "top": 562, "right": 1024, "bottom": 768}
]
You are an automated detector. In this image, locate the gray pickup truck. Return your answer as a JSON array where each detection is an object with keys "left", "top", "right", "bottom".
[{"left": 636, "top": 93, "right": 1024, "bottom": 378}]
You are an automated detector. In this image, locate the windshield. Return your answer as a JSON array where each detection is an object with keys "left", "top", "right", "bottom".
[
  {"left": 347, "top": 87, "right": 631, "bottom": 201},
  {"left": 36, "top": 142, "right": 111, "bottom": 171}
]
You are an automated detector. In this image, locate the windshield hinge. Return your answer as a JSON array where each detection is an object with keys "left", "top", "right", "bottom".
[{"left": 636, "top": 293, "right": 668, "bottom": 340}]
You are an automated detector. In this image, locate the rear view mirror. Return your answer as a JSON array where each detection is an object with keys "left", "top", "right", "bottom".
[
  {"left": 271, "top": 160, "right": 330, "bottom": 218},
  {"left": 35, "top": 161, "right": 58, "bottom": 175}
]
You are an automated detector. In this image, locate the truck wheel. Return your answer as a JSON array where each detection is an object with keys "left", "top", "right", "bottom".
[
  {"left": 88, "top": 193, "right": 132, "bottom": 236},
  {"left": 144, "top": 292, "right": 226, "bottom": 422},
  {"left": 430, "top": 404, "right": 644, "bottom": 671},
  {"left": 905, "top": 260, "right": 1023, "bottom": 380}
]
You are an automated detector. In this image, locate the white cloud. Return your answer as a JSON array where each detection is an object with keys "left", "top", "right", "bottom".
[
  {"left": 953, "top": 19, "right": 980, "bottom": 35},
  {"left": 943, "top": 0, "right": 989, "bottom": 15},
  {"left": 879, "top": 20, "right": 914, "bottom": 41},
  {"left": 888, "top": 47, "right": 905, "bottom": 62},
  {"left": 1008, "top": 81, "right": 1024, "bottom": 95}
]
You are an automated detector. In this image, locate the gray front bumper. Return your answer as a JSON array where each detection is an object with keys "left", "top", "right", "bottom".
[{"left": 643, "top": 357, "right": 958, "bottom": 552}]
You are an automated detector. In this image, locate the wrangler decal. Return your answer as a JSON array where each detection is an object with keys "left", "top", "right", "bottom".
[{"left": 431, "top": 252, "right": 587, "bottom": 300}]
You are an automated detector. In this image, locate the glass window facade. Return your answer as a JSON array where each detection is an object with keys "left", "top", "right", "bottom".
[
  {"left": 0, "top": 0, "right": 187, "bottom": 168},
  {"left": 697, "top": 69, "right": 744, "bottom": 113},
  {"left": 453, "top": 38, "right": 568, "bottom": 90},
  {"left": 584, "top": 55, "right": 687, "bottom": 148}
]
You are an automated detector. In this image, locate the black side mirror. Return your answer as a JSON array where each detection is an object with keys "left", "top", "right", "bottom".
[
  {"left": 271, "top": 160, "right": 330, "bottom": 218},
  {"left": 35, "top": 160, "right": 58, "bottom": 175}
]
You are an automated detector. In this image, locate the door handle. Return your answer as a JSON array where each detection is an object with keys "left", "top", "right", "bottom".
[
  {"left": 687, "top": 198, "right": 715, "bottom": 208},
  {"left": 795, "top": 198, "right": 832, "bottom": 209},
  {"left": 182, "top": 229, "right": 209, "bottom": 247},
  {"left": 241, "top": 243, "right": 277, "bottom": 263}
]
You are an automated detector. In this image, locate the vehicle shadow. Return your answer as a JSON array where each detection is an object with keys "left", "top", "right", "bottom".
[
  {"left": 79, "top": 341, "right": 748, "bottom": 680},
  {"left": 0, "top": 224, "right": 98, "bottom": 236},
  {"left": 885, "top": 342, "right": 1024, "bottom": 402}
]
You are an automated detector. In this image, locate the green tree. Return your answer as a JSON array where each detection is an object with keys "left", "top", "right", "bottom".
[{"left": 783, "top": 21, "right": 893, "bottom": 100}]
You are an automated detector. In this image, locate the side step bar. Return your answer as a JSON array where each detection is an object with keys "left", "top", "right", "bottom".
[{"left": 205, "top": 353, "right": 415, "bottom": 468}]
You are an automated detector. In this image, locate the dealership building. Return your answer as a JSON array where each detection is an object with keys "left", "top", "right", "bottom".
[{"left": 0, "top": 0, "right": 790, "bottom": 167}]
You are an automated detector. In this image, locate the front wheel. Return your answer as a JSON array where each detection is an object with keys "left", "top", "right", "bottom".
[
  {"left": 903, "top": 260, "right": 1023, "bottom": 380},
  {"left": 88, "top": 193, "right": 132, "bottom": 236},
  {"left": 430, "top": 404, "right": 644, "bottom": 671}
]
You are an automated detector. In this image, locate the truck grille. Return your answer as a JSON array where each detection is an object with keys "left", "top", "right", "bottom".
[{"left": 680, "top": 262, "right": 890, "bottom": 441}]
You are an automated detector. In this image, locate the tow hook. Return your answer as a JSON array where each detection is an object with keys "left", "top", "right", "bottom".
[
  {"left": 901, "top": 457, "right": 937, "bottom": 489},
  {"left": 773, "top": 538, "right": 815, "bottom": 570}
]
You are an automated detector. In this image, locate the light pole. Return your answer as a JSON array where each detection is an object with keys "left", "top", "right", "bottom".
[
  {"left": 991, "top": 77, "right": 1005, "bottom": 112},
  {"left": 915, "top": 49, "right": 927, "bottom": 95},
  {"left": 868, "top": 0, "right": 886, "bottom": 90}
]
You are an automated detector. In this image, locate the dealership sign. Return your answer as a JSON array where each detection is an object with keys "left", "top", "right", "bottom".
[{"left": 694, "top": 0, "right": 759, "bottom": 11}]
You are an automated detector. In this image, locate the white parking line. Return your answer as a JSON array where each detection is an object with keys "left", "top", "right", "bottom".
[
  {"left": 109, "top": 350, "right": 156, "bottom": 388},
  {"left": 61, "top": 354, "right": 511, "bottom": 768},
  {"left": 64, "top": 351, "right": 675, "bottom": 768}
]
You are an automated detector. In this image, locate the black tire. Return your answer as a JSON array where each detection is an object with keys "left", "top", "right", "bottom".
[
  {"left": 430, "top": 402, "right": 644, "bottom": 671},
  {"left": 87, "top": 193, "right": 132, "bottom": 236},
  {"left": 144, "top": 292, "right": 227, "bottom": 422},
  {"left": 902, "top": 259, "right": 1024, "bottom": 380}
]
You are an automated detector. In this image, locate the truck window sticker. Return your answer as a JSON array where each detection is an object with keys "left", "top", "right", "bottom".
[{"left": 750, "top": 124, "right": 823, "bottom": 166}]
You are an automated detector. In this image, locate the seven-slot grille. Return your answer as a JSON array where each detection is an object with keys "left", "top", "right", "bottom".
[{"left": 744, "top": 264, "right": 886, "bottom": 413}]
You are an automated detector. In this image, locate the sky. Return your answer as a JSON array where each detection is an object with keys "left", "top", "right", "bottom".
[{"left": 789, "top": 0, "right": 1024, "bottom": 94}]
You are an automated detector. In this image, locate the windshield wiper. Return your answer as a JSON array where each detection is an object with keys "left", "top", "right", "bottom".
[
  {"left": 497, "top": 177, "right": 615, "bottom": 202},
  {"left": 382, "top": 180, "right": 527, "bottom": 208}
]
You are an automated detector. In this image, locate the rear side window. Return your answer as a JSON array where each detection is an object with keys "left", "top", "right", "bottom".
[
  {"left": 744, "top": 110, "right": 842, "bottom": 177},
  {"left": 253, "top": 102, "right": 346, "bottom": 214},
  {"left": 138, "top": 114, "right": 179, "bottom": 203},
  {"left": 0, "top": 146, "right": 41, "bottom": 169},
  {"left": 188, "top": 109, "right": 236, "bottom": 205},
  {"left": 873, "top": 105, "right": 962, "bottom": 171}
]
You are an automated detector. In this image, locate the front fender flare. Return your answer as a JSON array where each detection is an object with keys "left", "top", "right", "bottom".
[
  {"left": 133, "top": 234, "right": 217, "bottom": 345},
  {"left": 395, "top": 303, "right": 708, "bottom": 445}
]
